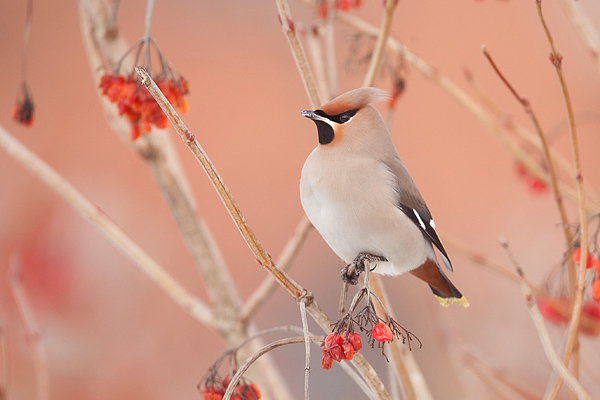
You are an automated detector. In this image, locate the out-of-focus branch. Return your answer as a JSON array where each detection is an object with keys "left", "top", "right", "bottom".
[
  {"left": 137, "top": 67, "right": 391, "bottom": 399},
  {"left": 362, "top": 0, "right": 399, "bottom": 87},
  {"left": 78, "top": 0, "right": 242, "bottom": 338},
  {"left": 556, "top": 0, "right": 600, "bottom": 74},
  {"left": 8, "top": 255, "right": 49, "bottom": 400},
  {"left": 0, "top": 126, "right": 214, "bottom": 326},
  {"left": 336, "top": 11, "right": 600, "bottom": 214},
  {"left": 275, "top": 0, "right": 322, "bottom": 108},
  {"left": 500, "top": 240, "right": 590, "bottom": 400},
  {"left": 461, "top": 350, "right": 539, "bottom": 400}
]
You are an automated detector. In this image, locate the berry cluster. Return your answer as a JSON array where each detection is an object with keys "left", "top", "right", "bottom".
[
  {"left": 321, "top": 331, "right": 362, "bottom": 369},
  {"left": 537, "top": 296, "right": 600, "bottom": 337},
  {"left": 200, "top": 376, "right": 261, "bottom": 400},
  {"left": 318, "top": 0, "right": 363, "bottom": 19},
  {"left": 99, "top": 72, "right": 189, "bottom": 140}
]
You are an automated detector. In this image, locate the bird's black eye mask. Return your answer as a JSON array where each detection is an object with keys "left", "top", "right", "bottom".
[
  {"left": 315, "top": 109, "right": 359, "bottom": 124},
  {"left": 313, "top": 109, "right": 359, "bottom": 145}
]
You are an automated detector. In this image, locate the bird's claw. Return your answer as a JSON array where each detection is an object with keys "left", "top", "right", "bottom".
[{"left": 340, "top": 253, "right": 388, "bottom": 285}]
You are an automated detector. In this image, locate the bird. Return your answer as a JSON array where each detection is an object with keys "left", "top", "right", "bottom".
[{"left": 299, "top": 87, "right": 468, "bottom": 307}]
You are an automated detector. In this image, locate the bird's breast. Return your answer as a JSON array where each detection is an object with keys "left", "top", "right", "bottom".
[{"left": 300, "top": 150, "right": 428, "bottom": 273}]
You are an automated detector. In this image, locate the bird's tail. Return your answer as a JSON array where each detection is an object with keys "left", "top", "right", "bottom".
[{"left": 410, "top": 259, "right": 469, "bottom": 307}]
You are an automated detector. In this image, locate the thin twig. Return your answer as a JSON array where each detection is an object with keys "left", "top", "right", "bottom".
[
  {"left": 335, "top": 11, "right": 600, "bottom": 214},
  {"left": 363, "top": 0, "right": 399, "bottom": 87},
  {"left": 300, "top": 298, "right": 311, "bottom": 400},
  {"left": 137, "top": 66, "right": 391, "bottom": 400},
  {"left": 499, "top": 240, "right": 590, "bottom": 400},
  {"left": 0, "top": 125, "right": 214, "bottom": 326},
  {"left": 275, "top": 0, "right": 322, "bottom": 108},
  {"left": 556, "top": 0, "right": 600, "bottom": 74},
  {"left": 536, "top": 0, "right": 589, "bottom": 395},
  {"left": 222, "top": 336, "right": 321, "bottom": 400},
  {"left": 240, "top": 215, "right": 313, "bottom": 325},
  {"left": 482, "top": 45, "right": 577, "bottom": 297},
  {"left": 462, "top": 67, "right": 600, "bottom": 208},
  {"left": 8, "top": 254, "right": 49, "bottom": 400}
]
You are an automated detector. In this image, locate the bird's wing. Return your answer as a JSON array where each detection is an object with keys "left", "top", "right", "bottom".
[{"left": 384, "top": 158, "right": 454, "bottom": 272}]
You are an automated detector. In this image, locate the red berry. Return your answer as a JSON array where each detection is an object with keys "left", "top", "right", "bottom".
[
  {"left": 372, "top": 323, "right": 393, "bottom": 342},
  {"left": 343, "top": 342, "right": 356, "bottom": 360},
  {"left": 328, "top": 343, "right": 344, "bottom": 361},
  {"left": 321, "top": 351, "right": 333, "bottom": 370}
]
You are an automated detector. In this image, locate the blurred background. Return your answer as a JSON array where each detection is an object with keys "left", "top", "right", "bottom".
[{"left": 1, "top": 0, "right": 599, "bottom": 398}]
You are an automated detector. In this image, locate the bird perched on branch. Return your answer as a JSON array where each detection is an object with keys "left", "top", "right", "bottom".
[{"left": 300, "top": 87, "right": 468, "bottom": 307}]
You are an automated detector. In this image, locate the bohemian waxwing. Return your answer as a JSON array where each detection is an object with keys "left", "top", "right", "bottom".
[{"left": 300, "top": 87, "right": 469, "bottom": 307}]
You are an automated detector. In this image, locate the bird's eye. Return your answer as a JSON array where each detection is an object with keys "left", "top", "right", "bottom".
[{"left": 339, "top": 113, "right": 351, "bottom": 123}]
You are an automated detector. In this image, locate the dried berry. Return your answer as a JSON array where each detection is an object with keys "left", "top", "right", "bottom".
[{"left": 372, "top": 323, "right": 393, "bottom": 342}]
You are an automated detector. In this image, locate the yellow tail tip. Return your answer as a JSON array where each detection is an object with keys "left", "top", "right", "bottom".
[{"left": 435, "top": 295, "right": 470, "bottom": 308}]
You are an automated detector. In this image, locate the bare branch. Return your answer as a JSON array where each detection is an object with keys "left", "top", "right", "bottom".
[
  {"left": 300, "top": 298, "right": 311, "bottom": 400},
  {"left": 0, "top": 125, "right": 214, "bottom": 326}
]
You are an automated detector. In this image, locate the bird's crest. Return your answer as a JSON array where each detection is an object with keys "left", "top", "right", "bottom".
[{"left": 321, "top": 87, "right": 390, "bottom": 116}]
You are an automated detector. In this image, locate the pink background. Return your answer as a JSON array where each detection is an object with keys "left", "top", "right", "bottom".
[{"left": 1, "top": 0, "right": 599, "bottom": 398}]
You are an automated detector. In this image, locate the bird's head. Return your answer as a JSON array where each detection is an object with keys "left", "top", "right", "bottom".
[{"left": 301, "top": 87, "right": 390, "bottom": 146}]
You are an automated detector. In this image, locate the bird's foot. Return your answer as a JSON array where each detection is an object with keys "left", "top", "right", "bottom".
[{"left": 341, "top": 253, "right": 388, "bottom": 285}]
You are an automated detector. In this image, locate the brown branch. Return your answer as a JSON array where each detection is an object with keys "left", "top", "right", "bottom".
[
  {"left": 275, "top": 0, "right": 322, "bottom": 108},
  {"left": 536, "top": 1, "right": 589, "bottom": 396},
  {"left": 137, "top": 67, "right": 391, "bottom": 399},
  {"left": 0, "top": 125, "right": 214, "bottom": 326},
  {"left": 363, "top": 0, "right": 399, "bottom": 87},
  {"left": 8, "top": 255, "right": 49, "bottom": 400},
  {"left": 499, "top": 240, "right": 590, "bottom": 400},
  {"left": 240, "top": 215, "right": 313, "bottom": 325},
  {"left": 481, "top": 45, "right": 577, "bottom": 298}
]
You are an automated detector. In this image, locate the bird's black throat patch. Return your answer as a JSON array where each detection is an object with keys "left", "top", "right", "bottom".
[{"left": 314, "top": 120, "right": 334, "bottom": 145}]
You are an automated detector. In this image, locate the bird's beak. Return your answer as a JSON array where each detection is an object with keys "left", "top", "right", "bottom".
[{"left": 301, "top": 110, "right": 318, "bottom": 120}]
